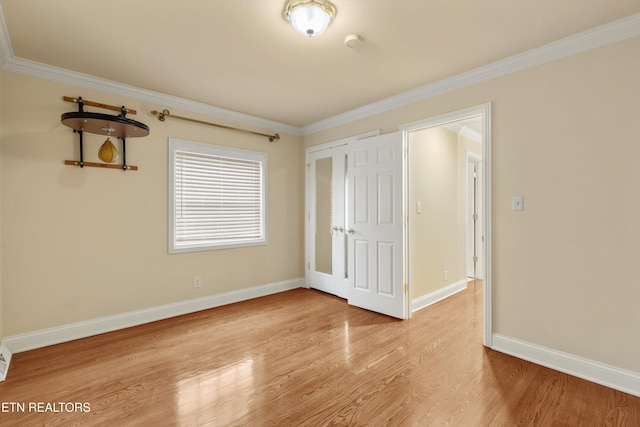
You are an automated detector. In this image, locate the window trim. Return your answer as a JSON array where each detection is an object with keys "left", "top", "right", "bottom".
[{"left": 168, "top": 138, "right": 268, "bottom": 254}]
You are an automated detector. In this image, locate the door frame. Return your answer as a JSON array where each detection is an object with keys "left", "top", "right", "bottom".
[
  {"left": 400, "top": 103, "right": 493, "bottom": 347},
  {"left": 304, "top": 130, "right": 380, "bottom": 291}
]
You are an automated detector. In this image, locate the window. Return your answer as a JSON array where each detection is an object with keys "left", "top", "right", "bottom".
[{"left": 169, "top": 138, "right": 267, "bottom": 253}]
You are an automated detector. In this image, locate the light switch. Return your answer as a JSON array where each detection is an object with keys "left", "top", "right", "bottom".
[
  {"left": 512, "top": 196, "right": 524, "bottom": 211},
  {"left": 416, "top": 202, "right": 422, "bottom": 214}
]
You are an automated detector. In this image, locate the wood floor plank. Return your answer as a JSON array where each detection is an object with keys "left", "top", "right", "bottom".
[{"left": 1, "top": 281, "right": 639, "bottom": 426}]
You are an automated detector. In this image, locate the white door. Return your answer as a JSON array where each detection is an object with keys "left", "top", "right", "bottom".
[
  {"left": 308, "top": 147, "right": 347, "bottom": 298},
  {"left": 346, "top": 132, "right": 406, "bottom": 319},
  {"left": 466, "top": 154, "right": 484, "bottom": 280}
]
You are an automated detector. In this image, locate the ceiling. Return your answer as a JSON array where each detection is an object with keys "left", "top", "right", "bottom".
[{"left": 1, "top": 1, "right": 639, "bottom": 128}]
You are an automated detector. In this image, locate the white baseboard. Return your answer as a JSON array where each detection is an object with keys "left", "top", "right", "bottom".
[
  {"left": 3, "top": 278, "right": 304, "bottom": 354},
  {"left": 492, "top": 333, "right": 640, "bottom": 397},
  {"left": 0, "top": 344, "right": 12, "bottom": 382},
  {"left": 412, "top": 279, "right": 467, "bottom": 313}
]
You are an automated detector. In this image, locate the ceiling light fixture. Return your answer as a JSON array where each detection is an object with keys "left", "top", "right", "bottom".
[{"left": 283, "top": 0, "right": 337, "bottom": 37}]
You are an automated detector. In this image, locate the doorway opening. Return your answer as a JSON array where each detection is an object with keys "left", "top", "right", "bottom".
[
  {"left": 401, "top": 103, "right": 492, "bottom": 346},
  {"left": 304, "top": 103, "right": 492, "bottom": 344}
]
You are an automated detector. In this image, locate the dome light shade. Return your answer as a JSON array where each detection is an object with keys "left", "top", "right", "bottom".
[{"left": 283, "top": 0, "right": 337, "bottom": 37}]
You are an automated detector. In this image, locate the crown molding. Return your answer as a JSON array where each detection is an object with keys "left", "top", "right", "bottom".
[
  {"left": 460, "top": 126, "right": 482, "bottom": 143},
  {"left": 0, "top": 2, "right": 638, "bottom": 137},
  {"left": 444, "top": 122, "right": 482, "bottom": 143},
  {"left": 0, "top": 5, "right": 300, "bottom": 136},
  {"left": 302, "top": 12, "right": 640, "bottom": 135},
  {"left": 2, "top": 56, "right": 302, "bottom": 136}
]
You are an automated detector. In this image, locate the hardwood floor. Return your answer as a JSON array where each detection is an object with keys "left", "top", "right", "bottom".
[{"left": 1, "top": 281, "right": 638, "bottom": 426}]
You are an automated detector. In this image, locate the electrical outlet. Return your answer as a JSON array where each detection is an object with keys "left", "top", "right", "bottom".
[
  {"left": 443, "top": 270, "right": 448, "bottom": 282},
  {"left": 193, "top": 276, "right": 202, "bottom": 289},
  {"left": 512, "top": 196, "right": 524, "bottom": 211}
]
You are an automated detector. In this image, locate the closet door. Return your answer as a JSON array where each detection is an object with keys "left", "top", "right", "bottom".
[
  {"left": 308, "top": 147, "right": 347, "bottom": 298},
  {"left": 346, "top": 132, "right": 407, "bottom": 319}
]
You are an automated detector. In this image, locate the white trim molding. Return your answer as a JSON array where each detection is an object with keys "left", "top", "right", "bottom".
[
  {"left": 1, "top": 4, "right": 638, "bottom": 136},
  {"left": 445, "top": 122, "right": 482, "bottom": 143},
  {"left": 3, "top": 278, "right": 304, "bottom": 354},
  {"left": 0, "top": 4, "right": 299, "bottom": 137},
  {"left": 302, "top": 13, "right": 640, "bottom": 135},
  {"left": 412, "top": 279, "right": 467, "bottom": 313},
  {"left": 3, "top": 57, "right": 302, "bottom": 137},
  {"left": 492, "top": 334, "right": 640, "bottom": 398},
  {"left": 0, "top": 344, "right": 12, "bottom": 382}
]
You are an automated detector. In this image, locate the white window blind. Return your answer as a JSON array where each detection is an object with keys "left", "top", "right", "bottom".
[{"left": 169, "top": 139, "right": 267, "bottom": 253}]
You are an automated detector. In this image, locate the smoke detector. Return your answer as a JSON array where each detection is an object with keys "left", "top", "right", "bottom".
[{"left": 344, "top": 34, "right": 364, "bottom": 48}]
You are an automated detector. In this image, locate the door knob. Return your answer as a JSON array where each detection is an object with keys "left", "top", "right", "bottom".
[
  {"left": 338, "top": 227, "right": 344, "bottom": 233},
  {"left": 348, "top": 228, "right": 355, "bottom": 234}
]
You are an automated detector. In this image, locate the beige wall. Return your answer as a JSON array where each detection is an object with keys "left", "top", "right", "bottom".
[
  {"left": 0, "top": 72, "right": 305, "bottom": 336},
  {"left": 0, "top": 69, "right": 3, "bottom": 340},
  {"left": 409, "top": 127, "right": 464, "bottom": 298},
  {"left": 304, "top": 37, "right": 640, "bottom": 373},
  {"left": 1, "top": 34, "right": 639, "bottom": 376}
]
